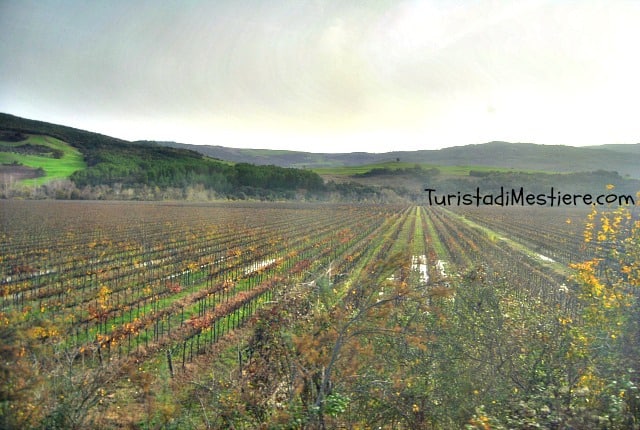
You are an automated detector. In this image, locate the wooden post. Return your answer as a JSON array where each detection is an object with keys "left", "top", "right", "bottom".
[{"left": 166, "top": 349, "right": 174, "bottom": 378}]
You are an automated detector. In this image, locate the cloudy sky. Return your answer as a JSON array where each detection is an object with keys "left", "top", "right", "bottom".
[{"left": 1, "top": 0, "right": 639, "bottom": 152}]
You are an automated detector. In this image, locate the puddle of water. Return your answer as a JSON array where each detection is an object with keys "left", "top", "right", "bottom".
[
  {"left": 436, "top": 260, "right": 447, "bottom": 277},
  {"left": 244, "top": 258, "right": 276, "bottom": 275},
  {"left": 537, "top": 254, "right": 555, "bottom": 263},
  {"left": 412, "top": 255, "right": 428, "bottom": 284}
]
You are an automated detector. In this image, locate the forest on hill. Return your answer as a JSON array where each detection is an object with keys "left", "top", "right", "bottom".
[{"left": 0, "top": 113, "right": 380, "bottom": 201}]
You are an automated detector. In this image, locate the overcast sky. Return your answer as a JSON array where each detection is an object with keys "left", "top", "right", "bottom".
[{"left": 1, "top": 0, "right": 639, "bottom": 152}]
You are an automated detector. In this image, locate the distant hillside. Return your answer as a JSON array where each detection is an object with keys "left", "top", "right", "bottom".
[
  {"left": 586, "top": 143, "right": 640, "bottom": 155},
  {"left": 2, "top": 113, "right": 638, "bottom": 202},
  {"left": 1, "top": 113, "right": 380, "bottom": 201},
  {"left": 162, "top": 140, "right": 640, "bottom": 178},
  {"left": 148, "top": 141, "right": 381, "bottom": 168},
  {"left": 413, "top": 141, "right": 640, "bottom": 178}
]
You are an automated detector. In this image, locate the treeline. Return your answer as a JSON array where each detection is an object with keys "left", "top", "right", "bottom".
[
  {"left": 0, "top": 113, "right": 381, "bottom": 201},
  {"left": 68, "top": 155, "right": 375, "bottom": 201},
  {"left": 359, "top": 165, "right": 640, "bottom": 203},
  {"left": 0, "top": 143, "right": 64, "bottom": 159},
  {"left": 463, "top": 169, "right": 640, "bottom": 196},
  {"left": 354, "top": 164, "right": 440, "bottom": 179},
  {"left": 407, "top": 169, "right": 640, "bottom": 203},
  {"left": 0, "top": 130, "right": 28, "bottom": 142}
]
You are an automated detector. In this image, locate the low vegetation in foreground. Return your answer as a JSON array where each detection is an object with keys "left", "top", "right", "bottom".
[{"left": 1, "top": 201, "right": 639, "bottom": 429}]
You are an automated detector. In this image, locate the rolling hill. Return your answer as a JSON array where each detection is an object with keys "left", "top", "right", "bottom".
[
  {"left": 162, "top": 140, "right": 640, "bottom": 178},
  {"left": 586, "top": 143, "right": 640, "bottom": 155},
  {"left": 0, "top": 113, "right": 344, "bottom": 200},
  {"left": 2, "top": 112, "right": 639, "bottom": 202}
]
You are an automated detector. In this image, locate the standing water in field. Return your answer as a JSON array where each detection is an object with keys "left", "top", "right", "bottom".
[
  {"left": 436, "top": 260, "right": 447, "bottom": 277},
  {"left": 412, "top": 255, "right": 428, "bottom": 284},
  {"left": 244, "top": 259, "right": 277, "bottom": 275},
  {"left": 537, "top": 253, "right": 555, "bottom": 263}
]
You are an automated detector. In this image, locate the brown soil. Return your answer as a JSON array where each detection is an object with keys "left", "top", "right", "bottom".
[{"left": 0, "top": 164, "right": 43, "bottom": 181}]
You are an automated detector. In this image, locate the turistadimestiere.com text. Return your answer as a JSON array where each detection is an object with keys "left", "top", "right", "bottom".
[{"left": 424, "top": 187, "right": 636, "bottom": 207}]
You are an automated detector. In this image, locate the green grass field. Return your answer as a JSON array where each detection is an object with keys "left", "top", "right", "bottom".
[
  {"left": 0, "top": 134, "right": 86, "bottom": 185},
  {"left": 311, "top": 160, "right": 548, "bottom": 177}
]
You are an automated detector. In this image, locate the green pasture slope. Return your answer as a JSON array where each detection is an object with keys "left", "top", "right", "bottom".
[{"left": 0, "top": 134, "right": 86, "bottom": 185}]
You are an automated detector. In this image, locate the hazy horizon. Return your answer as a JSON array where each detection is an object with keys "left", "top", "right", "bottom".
[{"left": 2, "top": 1, "right": 639, "bottom": 152}]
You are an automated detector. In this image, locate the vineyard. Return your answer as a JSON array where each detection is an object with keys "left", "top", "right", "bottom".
[{"left": 1, "top": 200, "right": 639, "bottom": 429}]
